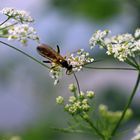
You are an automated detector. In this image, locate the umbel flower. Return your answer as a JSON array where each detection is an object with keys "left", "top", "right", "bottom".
[
  {"left": 0, "top": 7, "right": 39, "bottom": 45},
  {"left": 89, "top": 29, "right": 140, "bottom": 62},
  {"left": 56, "top": 84, "right": 95, "bottom": 116},
  {"left": 49, "top": 48, "right": 94, "bottom": 85},
  {"left": 7, "top": 24, "right": 39, "bottom": 45},
  {"left": 1, "top": 7, "right": 34, "bottom": 23},
  {"left": 67, "top": 49, "right": 94, "bottom": 72},
  {"left": 49, "top": 63, "right": 63, "bottom": 85}
]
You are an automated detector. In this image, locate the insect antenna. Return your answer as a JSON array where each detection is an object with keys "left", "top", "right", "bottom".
[{"left": 56, "top": 45, "right": 60, "bottom": 54}]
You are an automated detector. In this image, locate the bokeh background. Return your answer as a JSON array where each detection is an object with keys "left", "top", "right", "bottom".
[{"left": 0, "top": 0, "right": 140, "bottom": 140}]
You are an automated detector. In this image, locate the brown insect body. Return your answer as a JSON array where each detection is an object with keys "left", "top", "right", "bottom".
[{"left": 37, "top": 44, "right": 72, "bottom": 73}]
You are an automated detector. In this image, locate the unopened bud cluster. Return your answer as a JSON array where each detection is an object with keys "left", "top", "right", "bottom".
[
  {"left": 99, "top": 104, "right": 133, "bottom": 123},
  {"left": 56, "top": 84, "right": 95, "bottom": 115}
]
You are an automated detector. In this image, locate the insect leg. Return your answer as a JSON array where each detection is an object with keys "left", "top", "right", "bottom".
[
  {"left": 43, "top": 60, "right": 51, "bottom": 63},
  {"left": 66, "top": 69, "right": 73, "bottom": 75},
  {"left": 56, "top": 45, "right": 60, "bottom": 54}
]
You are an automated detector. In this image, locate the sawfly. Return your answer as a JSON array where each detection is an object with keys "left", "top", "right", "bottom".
[{"left": 37, "top": 44, "right": 73, "bottom": 74}]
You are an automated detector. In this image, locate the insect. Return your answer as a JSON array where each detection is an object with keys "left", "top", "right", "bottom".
[{"left": 37, "top": 44, "right": 73, "bottom": 74}]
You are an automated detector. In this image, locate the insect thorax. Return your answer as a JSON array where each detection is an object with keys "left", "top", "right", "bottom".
[{"left": 61, "top": 60, "right": 72, "bottom": 70}]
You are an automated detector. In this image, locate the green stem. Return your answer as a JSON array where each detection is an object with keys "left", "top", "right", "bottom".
[
  {"left": 0, "top": 17, "right": 10, "bottom": 26},
  {"left": 73, "top": 72, "right": 81, "bottom": 96},
  {"left": 81, "top": 116, "right": 105, "bottom": 140},
  {"left": 131, "top": 57, "right": 139, "bottom": 67},
  {"left": 83, "top": 66, "right": 136, "bottom": 71},
  {"left": 0, "top": 22, "right": 18, "bottom": 31},
  {"left": 110, "top": 71, "right": 140, "bottom": 139},
  {"left": 126, "top": 58, "right": 138, "bottom": 69},
  {"left": 0, "top": 41, "right": 50, "bottom": 69},
  {"left": 53, "top": 127, "right": 85, "bottom": 133},
  {"left": 0, "top": 36, "right": 9, "bottom": 38}
]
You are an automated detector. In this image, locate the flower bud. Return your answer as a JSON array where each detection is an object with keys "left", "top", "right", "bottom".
[
  {"left": 86, "top": 91, "right": 95, "bottom": 99},
  {"left": 68, "top": 83, "right": 77, "bottom": 92},
  {"left": 56, "top": 96, "right": 64, "bottom": 104}
]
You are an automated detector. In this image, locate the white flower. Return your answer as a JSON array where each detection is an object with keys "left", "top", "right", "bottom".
[
  {"left": 132, "top": 40, "right": 140, "bottom": 52},
  {"left": 89, "top": 29, "right": 140, "bottom": 62},
  {"left": 1, "top": 7, "right": 17, "bottom": 17},
  {"left": 131, "top": 124, "right": 140, "bottom": 140},
  {"left": 7, "top": 24, "right": 39, "bottom": 45},
  {"left": 67, "top": 49, "right": 94, "bottom": 72},
  {"left": 49, "top": 63, "right": 63, "bottom": 85},
  {"left": 105, "top": 34, "right": 136, "bottom": 61},
  {"left": 106, "top": 43, "right": 133, "bottom": 61},
  {"left": 134, "top": 125, "right": 140, "bottom": 134},
  {"left": 1, "top": 7, "right": 34, "bottom": 23},
  {"left": 134, "top": 28, "right": 140, "bottom": 39},
  {"left": 89, "top": 30, "right": 110, "bottom": 49},
  {"left": 131, "top": 134, "right": 140, "bottom": 140}
]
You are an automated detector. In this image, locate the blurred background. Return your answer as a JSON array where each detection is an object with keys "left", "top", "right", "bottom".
[{"left": 0, "top": 0, "right": 140, "bottom": 140}]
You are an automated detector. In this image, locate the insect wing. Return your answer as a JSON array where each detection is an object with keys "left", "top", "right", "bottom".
[{"left": 37, "top": 44, "right": 64, "bottom": 63}]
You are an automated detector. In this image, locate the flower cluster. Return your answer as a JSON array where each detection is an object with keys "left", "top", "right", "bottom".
[
  {"left": 56, "top": 84, "right": 95, "bottom": 116},
  {"left": 49, "top": 63, "right": 63, "bottom": 85},
  {"left": 89, "top": 30, "right": 109, "bottom": 49},
  {"left": 89, "top": 29, "right": 140, "bottom": 62},
  {"left": 99, "top": 104, "right": 133, "bottom": 123},
  {"left": 48, "top": 49, "right": 94, "bottom": 85},
  {"left": 131, "top": 124, "right": 140, "bottom": 140},
  {"left": 1, "top": 7, "right": 34, "bottom": 23},
  {"left": 0, "top": 7, "right": 39, "bottom": 45},
  {"left": 7, "top": 24, "right": 39, "bottom": 45},
  {"left": 67, "top": 49, "right": 94, "bottom": 72}
]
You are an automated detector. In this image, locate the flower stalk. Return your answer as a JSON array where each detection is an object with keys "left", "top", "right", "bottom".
[
  {"left": 80, "top": 115, "right": 105, "bottom": 140},
  {"left": 73, "top": 72, "right": 81, "bottom": 96},
  {"left": 0, "top": 41, "right": 50, "bottom": 69},
  {"left": 110, "top": 70, "right": 140, "bottom": 139},
  {"left": 83, "top": 66, "right": 137, "bottom": 71},
  {"left": 0, "top": 17, "right": 10, "bottom": 26}
]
